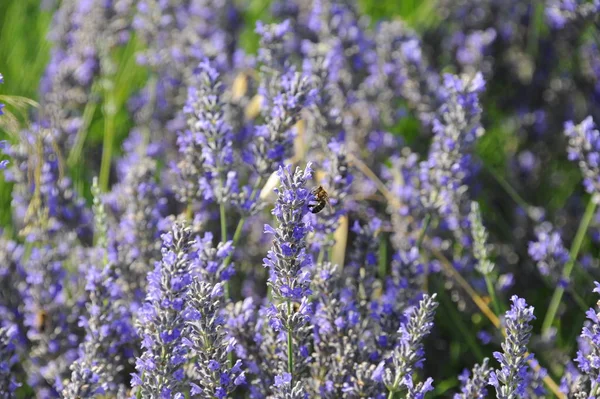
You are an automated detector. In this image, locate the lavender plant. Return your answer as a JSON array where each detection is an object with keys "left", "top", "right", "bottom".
[
  {"left": 184, "top": 280, "right": 245, "bottom": 398},
  {"left": 489, "top": 296, "right": 536, "bottom": 399},
  {"left": 263, "top": 163, "right": 314, "bottom": 386},
  {"left": 574, "top": 281, "right": 600, "bottom": 396},
  {"left": 565, "top": 116, "right": 600, "bottom": 198},
  {"left": 0, "top": 325, "right": 20, "bottom": 397},
  {"left": 377, "top": 294, "right": 438, "bottom": 399},
  {"left": 454, "top": 358, "right": 491, "bottom": 399},
  {"left": 132, "top": 223, "right": 195, "bottom": 397},
  {"left": 8, "top": 1, "right": 600, "bottom": 398}
]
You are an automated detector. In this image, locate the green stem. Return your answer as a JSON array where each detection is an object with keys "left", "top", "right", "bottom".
[
  {"left": 542, "top": 197, "right": 597, "bottom": 335},
  {"left": 220, "top": 202, "right": 229, "bottom": 298},
  {"left": 221, "top": 177, "right": 263, "bottom": 268},
  {"left": 67, "top": 89, "right": 98, "bottom": 167},
  {"left": 484, "top": 163, "right": 534, "bottom": 217},
  {"left": 135, "top": 373, "right": 144, "bottom": 399},
  {"left": 387, "top": 379, "right": 399, "bottom": 399},
  {"left": 220, "top": 203, "right": 227, "bottom": 243},
  {"left": 316, "top": 246, "right": 326, "bottom": 265},
  {"left": 99, "top": 89, "right": 116, "bottom": 192},
  {"left": 484, "top": 274, "right": 502, "bottom": 316},
  {"left": 526, "top": 2, "right": 545, "bottom": 59},
  {"left": 417, "top": 212, "right": 432, "bottom": 249},
  {"left": 378, "top": 236, "right": 387, "bottom": 279},
  {"left": 286, "top": 300, "right": 294, "bottom": 378}
]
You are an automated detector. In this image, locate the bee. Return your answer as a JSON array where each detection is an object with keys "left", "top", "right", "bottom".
[
  {"left": 308, "top": 185, "right": 331, "bottom": 214},
  {"left": 35, "top": 309, "right": 48, "bottom": 332}
]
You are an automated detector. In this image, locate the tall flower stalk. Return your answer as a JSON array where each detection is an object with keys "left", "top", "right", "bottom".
[
  {"left": 377, "top": 294, "right": 439, "bottom": 399},
  {"left": 184, "top": 280, "right": 246, "bottom": 398},
  {"left": 131, "top": 223, "right": 195, "bottom": 397},
  {"left": 489, "top": 296, "right": 536, "bottom": 399},
  {"left": 263, "top": 163, "right": 314, "bottom": 388}
]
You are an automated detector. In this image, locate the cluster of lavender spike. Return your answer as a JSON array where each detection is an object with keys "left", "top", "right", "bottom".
[{"left": 3, "top": 0, "right": 600, "bottom": 398}]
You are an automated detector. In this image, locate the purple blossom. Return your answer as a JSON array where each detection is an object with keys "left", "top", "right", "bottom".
[
  {"left": 528, "top": 223, "right": 570, "bottom": 283},
  {"left": 379, "top": 294, "right": 438, "bottom": 397},
  {"left": 0, "top": 325, "right": 20, "bottom": 397},
  {"left": 454, "top": 358, "right": 491, "bottom": 399},
  {"left": 420, "top": 72, "right": 485, "bottom": 239},
  {"left": 184, "top": 280, "right": 244, "bottom": 398},
  {"left": 132, "top": 223, "right": 195, "bottom": 397},
  {"left": 489, "top": 296, "right": 535, "bottom": 399},
  {"left": 574, "top": 281, "right": 600, "bottom": 393},
  {"left": 263, "top": 163, "right": 314, "bottom": 302},
  {"left": 177, "top": 60, "right": 237, "bottom": 204},
  {"left": 565, "top": 116, "right": 600, "bottom": 197}
]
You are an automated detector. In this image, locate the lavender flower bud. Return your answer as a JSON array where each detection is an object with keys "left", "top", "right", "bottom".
[
  {"left": 454, "top": 358, "right": 491, "bottom": 399},
  {"left": 420, "top": 72, "right": 485, "bottom": 224},
  {"left": 184, "top": 280, "right": 245, "bottom": 398},
  {"left": 191, "top": 232, "right": 235, "bottom": 285},
  {"left": 528, "top": 223, "right": 569, "bottom": 285},
  {"left": 380, "top": 294, "right": 438, "bottom": 396},
  {"left": 91, "top": 177, "right": 107, "bottom": 250},
  {"left": 345, "top": 218, "right": 381, "bottom": 301},
  {"left": 546, "top": 0, "right": 600, "bottom": 29},
  {"left": 0, "top": 325, "right": 20, "bottom": 397},
  {"left": 271, "top": 372, "right": 307, "bottom": 399},
  {"left": 178, "top": 60, "right": 236, "bottom": 204},
  {"left": 564, "top": 116, "right": 600, "bottom": 199},
  {"left": 489, "top": 295, "right": 535, "bottom": 399},
  {"left": 250, "top": 70, "right": 314, "bottom": 178},
  {"left": 263, "top": 163, "right": 313, "bottom": 302},
  {"left": 62, "top": 263, "right": 135, "bottom": 397},
  {"left": 263, "top": 163, "right": 314, "bottom": 384},
  {"left": 132, "top": 223, "right": 195, "bottom": 397},
  {"left": 574, "top": 282, "right": 600, "bottom": 396},
  {"left": 469, "top": 202, "right": 494, "bottom": 275}
]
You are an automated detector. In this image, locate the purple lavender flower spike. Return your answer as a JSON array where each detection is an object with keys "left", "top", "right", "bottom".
[
  {"left": 263, "top": 163, "right": 314, "bottom": 302},
  {"left": 191, "top": 232, "right": 235, "bottom": 285},
  {"left": 420, "top": 72, "right": 485, "bottom": 241},
  {"left": 546, "top": 0, "right": 600, "bottom": 29},
  {"left": 263, "top": 162, "right": 314, "bottom": 387},
  {"left": 62, "top": 263, "right": 135, "bottom": 397},
  {"left": 132, "top": 223, "right": 195, "bottom": 397},
  {"left": 454, "top": 358, "right": 491, "bottom": 399},
  {"left": 379, "top": 294, "right": 438, "bottom": 397},
  {"left": 0, "top": 325, "right": 20, "bottom": 397},
  {"left": 250, "top": 69, "right": 314, "bottom": 178},
  {"left": 177, "top": 60, "right": 237, "bottom": 205},
  {"left": 564, "top": 116, "right": 600, "bottom": 199},
  {"left": 489, "top": 295, "right": 535, "bottom": 399},
  {"left": 183, "top": 280, "right": 245, "bottom": 398},
  {"left": 574, "top": 281, "right": 600, "bottom": 395},
  {"left": 528, "top": 223, "right": 569, "bottom": 284}
]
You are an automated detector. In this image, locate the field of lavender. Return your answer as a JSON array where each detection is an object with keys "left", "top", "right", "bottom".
[{"left": 2, "top": 0, "right": 600, "bottom": 398}]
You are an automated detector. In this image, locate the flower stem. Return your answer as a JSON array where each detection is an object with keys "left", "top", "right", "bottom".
[
  {"left": 417, "top": 212, "right": 432, "bottom": 249},
  {"left": 67, "top": 85, "right": 99, "bottom": 167},
  {"left": 221, "top": 177, "right": 264, "bottom": 269},
  {"left": 220, "top": 202, "right": 229, "bottom": 298},
  {"left": 286, "top": 300, "right": 294, "bottom": 379},
  {"left": 484, "top": 274, "right": 502, "bottom": 316},
  {"left": 387, "top": 376, "right": 400, "bottom": 399},
  {"left": 220, "top": 203, "right": 227, "bottom": 243},
  {"left": 542, "top": 196, "right": 597, "bottom": 335},
  {"left": 99, "top": 89, "right": 116, "bottom": 192}
]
